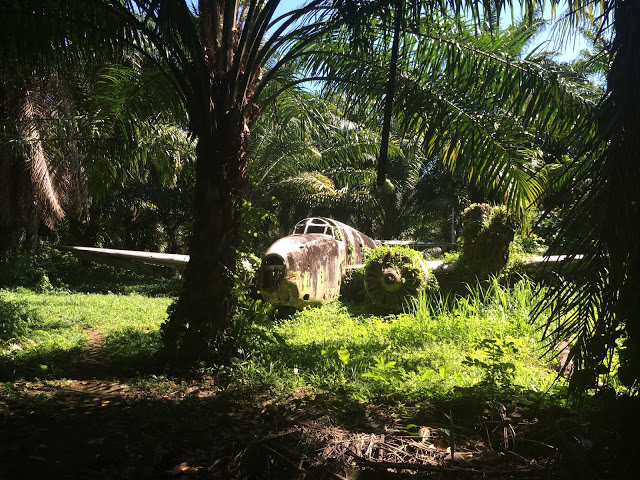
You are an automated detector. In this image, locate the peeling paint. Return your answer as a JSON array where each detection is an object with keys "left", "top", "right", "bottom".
[{"left": 259, "top": 218, "right": 376, "bottom": 308}]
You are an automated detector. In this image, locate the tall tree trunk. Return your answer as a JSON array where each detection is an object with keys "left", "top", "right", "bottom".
[
  {"left": 602, "top": 0, "right": 640, "bottom": 388},
  {"left": 162, "top": 112, "right": 248, "bottom": 364},
  {"left": 377, "top": 0, "right": 402, "bottom": 187}
]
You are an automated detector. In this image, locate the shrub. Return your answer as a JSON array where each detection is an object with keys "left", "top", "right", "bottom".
[
  {"left": 0, "top": 296, "right": 42, "bottom": 346},
  {"left": 460, "top": 204, "right": 519, "bottom": 278}
]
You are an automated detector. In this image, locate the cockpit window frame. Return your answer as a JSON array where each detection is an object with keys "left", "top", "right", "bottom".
[{"left": 292, "top": 218, "right": 336, "bottom": 237}]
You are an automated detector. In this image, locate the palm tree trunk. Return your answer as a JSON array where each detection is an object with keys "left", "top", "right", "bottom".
[
  {"left": 162, "top": 117, "right": 248, "bottom": 364},
  {"left": 377, "top": 0, "right": 402, "bottom": 187}
]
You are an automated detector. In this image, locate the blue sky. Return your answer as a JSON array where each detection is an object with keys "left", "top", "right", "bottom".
[
  {"left": 521, "top": 2, "right": 590, "bottom": 62},
  {"left": 274, "top": 0, "right": 589, "bottom": 62}
]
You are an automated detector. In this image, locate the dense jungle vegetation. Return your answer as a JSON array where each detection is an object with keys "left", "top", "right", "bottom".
[{"left": 2, "top": 1, "right": 640, "bottom": 478}]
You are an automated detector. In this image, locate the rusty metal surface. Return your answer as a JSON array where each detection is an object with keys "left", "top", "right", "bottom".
[{"left": 259, "top": 217, "right": 376, "bottom": 308}]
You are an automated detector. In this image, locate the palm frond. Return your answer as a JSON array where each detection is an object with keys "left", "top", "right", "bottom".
[
  {"left": 0, "top": 76, "right": 87, "bottom": 246},
  {"left": 535, "top": 0, "right": 640, "bottom": 391},
  {"left": 304, "top": 12, "right": 596, "bottom": 215}
]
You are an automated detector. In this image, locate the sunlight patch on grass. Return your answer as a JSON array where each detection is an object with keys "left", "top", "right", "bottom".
[
  {"left": 1, "top": 289, "right": 171, "bottom": 334},
  {"left": 1, "top": 289, "right": 171, "bottom": 379},
  {"left": 2, "top": 277, "right": 562, "bottom": 403},
  {"left": 236, "top": 277, "right": 560, "bottom": 402}
]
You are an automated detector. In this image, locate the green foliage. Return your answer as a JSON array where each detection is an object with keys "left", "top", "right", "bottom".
[
  {"left": 81, "top": 178, "right": 193, "bottom": 254},
  {"left": 0, "top": 256, "right": 54, "bottom": 293},
  {"left": 0, "top": 296, "right": 42, "bottom": 345},
  {"left": 237, "top": 199, "right": 277, "bottom": 259},
  {"left": 460, "top": 204, "right": 519, "bottom": 278},
  {"left": 362, "top": 356, "right": 404, "bottom": 384},
  {"left": 229, "top": 276, "right": 558, "bottom": 401},
  {"left": 0, "top": 41, "right": 190, "bottom": 255},
  {"left": 0, "top": 247, "right": 181, "bottom": 295},
  {"left": 510, "top": 232, "right": 546, "bottom": 259},
  {"left": 364, "top": 245, "right": 439, "bottom": 312},
  {"left": 316, "top": 11, "right": 597, "bottom": 215},
  {"left": 463, "top": 338, "right": 518, "bottom": 388},
  {"left": 321, "top": 346, "right": 351, "bottom": 366},
  {"left": 339, "top": 267, "right": 366, "bottom": 303},
  {"left": 0, "top": 289, "right": 171, "bottom": 380}
]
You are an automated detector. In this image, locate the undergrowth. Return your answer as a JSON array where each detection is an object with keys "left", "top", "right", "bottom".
[
  {"left": 2, "top": 275, "right": 565, "bottom": 407},
  {"left": 0, "top": 247, "right": 181, "bottom": 295},
  {"left": 231, "top": 277, "right": 561, "bottom": 404}
]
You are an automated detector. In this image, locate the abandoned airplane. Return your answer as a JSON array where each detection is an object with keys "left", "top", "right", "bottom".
[
  {"left": 57, "top": 217, "right": 581, "bottom": 310},
  {"left": 259, "top": 217, "right": 378, "bottom": 308}
]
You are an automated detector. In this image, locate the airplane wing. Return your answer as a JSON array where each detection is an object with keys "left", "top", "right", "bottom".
[
  {"left": 55, "top": 245, "right": 189, "bottom": 275},
  {"left": 378, "top": 240, "right": 457, "bottom": 250}
]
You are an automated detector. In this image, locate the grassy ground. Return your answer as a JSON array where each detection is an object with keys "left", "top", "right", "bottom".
[
  {"left": 0, "top": 289, "right": 171, "bottom": 380},
  {"left": 1, "top": 256, "right": 638, "bottom": 479},
  {"left": 232, "top": 278, "right": 559, "bottom": 403}
]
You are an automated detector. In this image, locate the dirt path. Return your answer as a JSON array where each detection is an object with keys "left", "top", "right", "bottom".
[
  {"left": 81, "top": 329, "right": 108, "bottom": 375},
  {"left": 54, "top": 329, "right": 132, "bottom": 405}
]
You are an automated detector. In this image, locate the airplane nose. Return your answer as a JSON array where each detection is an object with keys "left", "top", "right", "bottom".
[{"left": 261, "top": 254, "right": 285, "bottom": 291}]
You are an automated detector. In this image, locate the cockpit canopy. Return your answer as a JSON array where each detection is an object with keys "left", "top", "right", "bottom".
[{"left": 292, "top": 217, "right": 337, "bottom": 238}]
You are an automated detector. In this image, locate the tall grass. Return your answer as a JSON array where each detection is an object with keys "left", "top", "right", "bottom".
[
  {"left": 235, "top": 276, "right": 558, "bottom": 401},
  {"left": 411, "top": 276, "right": 544, "bottom": 344},
  {"left": 2, "top": 276, "right": 560, "bottom": 403}
]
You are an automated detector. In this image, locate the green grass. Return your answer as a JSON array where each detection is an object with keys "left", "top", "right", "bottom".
[
  {"left": 0, "top": 289, "right": 171, "bottom": 380},
  {"left": 231, "top": 276, "right": 560, "bottom": 403},
  {"left": 1, "top": 275, "right": 562, "bottom": 404}
]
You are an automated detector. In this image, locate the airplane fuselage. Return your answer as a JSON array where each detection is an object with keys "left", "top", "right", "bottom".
[{"left": 258, "top": 217, "right": 377, "bottom": 308}]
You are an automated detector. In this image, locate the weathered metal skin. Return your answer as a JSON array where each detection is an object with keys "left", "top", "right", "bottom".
[
  {"left": 57, "top": 224, "right": 579, "bottom": 310},
  {"left": 259, "top": 217, "right": 376, "bottom": 308}
]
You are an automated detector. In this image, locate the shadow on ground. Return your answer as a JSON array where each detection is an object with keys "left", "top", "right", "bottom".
[
  {"left": 2, "top": 320, "right": 640, "bottom": 479},
  {"left": 0, "top": 330, "right": 163, "bottom": 382},
  {"left": 0, "top": 384, "right": 539, "bottom": 480},
  {"left": 3, "top": 372, "right": 640, "bottom": 480}
]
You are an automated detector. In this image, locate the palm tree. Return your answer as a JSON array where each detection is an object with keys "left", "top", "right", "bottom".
[
  {"left": 247, "top": 90, "right": 385, "bottom": 235},
  {"left": 0, "top": 38, "right": 189, "bottom": 254},
  {"left": 533, "top": 0, "right": 640, "bottom": 391},
  {"left": 0, "top": 73, "right": 86, "bottom": 253},
  {"left": 311, "top": 10, "right": 597, "bottom": 213},
  {"left": 2, "top": 0, "right": 598, "bottom": 364},
  {"left": 257, "top": 15, "right": 595, "bottom": 240},
  {"left": 0, "top": 0, "right": 348, "bottom": 362}
]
